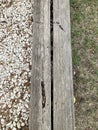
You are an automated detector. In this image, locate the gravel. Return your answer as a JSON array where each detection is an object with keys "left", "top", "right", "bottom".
[{"left": 0, "top": 0, "right": 33, "bottom": 129}]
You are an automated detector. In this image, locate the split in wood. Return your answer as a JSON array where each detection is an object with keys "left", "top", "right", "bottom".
[{"left": 41, "top": 81, "right": 46, "bottom": 108}]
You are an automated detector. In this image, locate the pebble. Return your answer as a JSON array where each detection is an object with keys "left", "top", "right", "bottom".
[
  {"left": 13, "top": 127, "right": 17, "bottom": 130},
  {"left": 6, "top": 122, "right": 12, "bottom": 128},
  {"left": 15, "top": 117, "right": 18, "bottom": 122},
  {"left": 17, "top": 122, "right": 21, "bottom": 129},
  {"left": 13, "top": 121, "right": 16, "bottom": 127},
  {"left": 8, "top": 104, "right": 11, "bottom": 108},
  {"left": 21, "top": 122, "right": 25, "bottom": 127},
  {"left": 1, "top": 119, "right": 5, "bottom": 124},
  {"left": 10, "top": 124, "right": 13, "bottom": 129}
]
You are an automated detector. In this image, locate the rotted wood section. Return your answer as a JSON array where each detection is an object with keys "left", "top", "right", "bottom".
[{"left": 30, "top": 0, "right": 75, "bottom": 130}]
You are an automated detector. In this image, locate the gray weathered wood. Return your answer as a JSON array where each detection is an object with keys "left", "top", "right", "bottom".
[
  {"left": 29, "top": 0, "right": 51, "bottom": 130},
  {"left": 53, "top": 0, "right": 75, "bottom": 130},
  {"left": 30, "top": 0, "right": 75, "bottom": 129}
]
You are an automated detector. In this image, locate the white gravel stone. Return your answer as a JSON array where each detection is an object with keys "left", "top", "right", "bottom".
[
  {"left": 21, "top": 122, "right": 25, "bottom": 127},
  {"left": 1, "top": 119, "right": 5, "bottom": 124},
  {"left": 10, "top": 124, "right": 13, "bottom": 129},
  {"left": 6, "top": 122, "right": 12, "bottom": 127},
  {"left": 17, "top": 122, "right": 21, "bottom": 129},
  {"left": 13, "top": 121, "right": 16, "bottom": 127},
  {"left": 15, "top": 117, "right": 18, "bottom": 122},
  {"left": 13, "top": 127, "right": 17, "bottom": 130},
  {"left": 8, "top": 104, "right": 11, "bottom": 108}
]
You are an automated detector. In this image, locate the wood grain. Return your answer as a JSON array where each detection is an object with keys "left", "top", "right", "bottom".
[
  {"left": 30, "top": 0, "right": 75, "bottom": 129},
  {"left": 53, "top": 0, "right": 75, "bottom": 129},
  {"left": 29, "top": 0, "right": 51, "bottom": 130}
]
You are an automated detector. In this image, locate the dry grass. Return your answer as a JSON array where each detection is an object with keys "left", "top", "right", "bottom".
[{"left": 71, "top": 0, "right": 98, "bottom": 129}]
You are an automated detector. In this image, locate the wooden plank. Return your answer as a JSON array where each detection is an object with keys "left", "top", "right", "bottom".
[
  {"left": 53, "top": 0, "right": 75, "bottom": 130},
  {"left": 29, "top": 0, "right": 51, "bottom": 130}
]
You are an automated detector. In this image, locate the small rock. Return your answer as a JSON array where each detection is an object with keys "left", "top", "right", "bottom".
[
  {"left": 13, "top": 127, "right": 17, "bottom": 130},
  {"left": 15, "top": 117, "right": 18, "bottom": 122},
  {"left": 13, "top": 121, "right": 16, "bottom": 127},
  {"left": 17, "top": 122, "right": 21, "bottom": 129},
  {"left": 10, "top": 124, "right": 13, "bottom": 129},
  {"left": 1, "top": 119, "right": 5, "bottom": 124},
  {"left": 21, "top": 122, "right": 25, "bottom": 127},
  {"left": 8, "top": 104, "right": 11, "bottom": 108}
]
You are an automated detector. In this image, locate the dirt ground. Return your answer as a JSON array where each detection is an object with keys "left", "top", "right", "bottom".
[{"left": 71, "top": 0, "right": 98, "bottom": 130}]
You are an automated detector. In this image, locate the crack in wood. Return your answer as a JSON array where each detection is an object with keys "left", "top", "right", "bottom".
[
  {"left": 50, "top": 21, "right": 65, "bottom": 32},
  {"left": 54, "top": 22, "right": 65, "bottom": 32},
  {"left": 41, "top": 81, "right": 46, "bottom": 108},
  {"left": 58, "top": 24, "right": 65, "bottom": 32},
  {"left": 50, "top": 0, "right": 54, "bottom": 129}
]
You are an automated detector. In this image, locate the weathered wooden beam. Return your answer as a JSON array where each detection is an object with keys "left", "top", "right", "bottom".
[
  {"left": 29, "top": 0, "right": 51, "bottom": 130},
  {"left": 30, "top": 0, "right": 75, "bottom": 129},
  {"left": 53, "top": 0, "right": 75, "bottom": 130}
]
